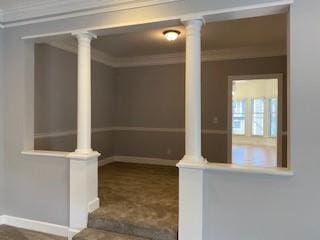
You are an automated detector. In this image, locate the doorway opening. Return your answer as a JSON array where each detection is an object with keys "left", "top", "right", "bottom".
[
  {"left": 31, "top": 9, "right": 289, "bottom": 240},
  {"left": 228, "top": 74, "right": 284, "bottom": 168}
]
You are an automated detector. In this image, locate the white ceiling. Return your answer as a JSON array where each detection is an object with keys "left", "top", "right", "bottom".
[{"left": 91, "top": 14, "right": 286, "bottom": 57}]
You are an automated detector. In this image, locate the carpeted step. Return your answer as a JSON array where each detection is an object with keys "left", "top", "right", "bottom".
[
  {"left": 88, "top": 203, "right": 178, "bottom": 240},
  {"left": 90, "top": 163, "right": 178, "bottom": 240},
  {"left": 73, "top": 228, "right": 149, "bottom": 240}
]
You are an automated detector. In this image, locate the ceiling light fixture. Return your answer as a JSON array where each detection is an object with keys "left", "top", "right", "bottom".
[{"left": 163, "top": 30, "right": 181, "bottom": 41}]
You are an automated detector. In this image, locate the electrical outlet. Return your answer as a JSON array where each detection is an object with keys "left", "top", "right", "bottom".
[
  {"left": 167, "top": 148, "right": 172, "bottom": 155},
  {"left": 213, "top": 117, "right": 218, "bottom": 124}
]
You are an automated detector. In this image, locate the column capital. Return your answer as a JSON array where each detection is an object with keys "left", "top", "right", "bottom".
[
  {"left": 181, "top": 16, "right": 205, "bottom": 28},
  {"left": 181, "top": 17, "right": 205, "bottom": 37},
  {"left": 72, "top": 31, "right": 97, "bottom": 41}
]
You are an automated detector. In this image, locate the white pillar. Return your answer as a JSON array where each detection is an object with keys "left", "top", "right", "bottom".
[
  {"left": 74, "top": 31, "right": 96, "bottom": 154},
  {"left": 68, "top": 151, "right": 100, "bottom": 235},
  {"left": 68, "top": 31, "right": 100, "bottom": 238},
  {"left": 177, "top": 18, "right": 206, "bottom": 240},
  {"left": 182, "top": 18, "right": 205, "bottom": 164}
]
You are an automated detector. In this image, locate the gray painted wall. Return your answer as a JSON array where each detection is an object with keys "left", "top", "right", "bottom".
[
  {"left": 203, "top": 1, "right": 320, "bottom": 239},
  {"left": 0, "top": 28, "right": 4, "bottom": 214},
  {"left": 3, "top": 31, "right": 71, "bottom": 225},
  {"left": 114, "top": 58, "right": 287, "bottom": 162},
  {"left": 34, "top": 44, "right": 115, "bottom": 159},
  {"left": 2, "top": 1, "right": 320, "bottom": 239},
  {"left": 34, "top": 44, "right": 286, "bottom": 163}
]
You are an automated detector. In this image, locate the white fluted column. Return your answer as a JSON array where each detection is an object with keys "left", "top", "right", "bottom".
[
  {"left": 74, "top": 31, "right": 96, "bottom": 154},
  {"left": 182, "top": 18, "right": 205, "bottom": 164}
]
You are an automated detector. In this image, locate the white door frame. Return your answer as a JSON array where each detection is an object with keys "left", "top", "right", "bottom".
[{"left": 227, "top": 73, "right": 284, "bottom": 167}]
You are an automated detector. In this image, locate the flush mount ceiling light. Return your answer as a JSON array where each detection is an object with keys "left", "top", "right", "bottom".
[{"left": 163, "top": 30, "right": 181, "bottom": 41}]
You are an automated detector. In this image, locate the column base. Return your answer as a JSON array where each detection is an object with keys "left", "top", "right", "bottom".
[
  {"left": 177, "top": 155, "right": 207, "bottom": 169},
  {"left": 178, "top": 164, "right": 204, "bottom": 240},
  {"left": 68, "top": 150, "right": 100, "bottom": 160},
  {"left": 68, "top": 150, "right": 101, "bottom": 230},
  {"left": 75, "top": 148, "right": 94, "bottom": 155}
]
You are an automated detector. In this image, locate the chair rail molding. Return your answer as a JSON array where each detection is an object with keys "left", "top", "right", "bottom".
[{"left": 34, "top": 127, "right": 228, "bottom": 139}]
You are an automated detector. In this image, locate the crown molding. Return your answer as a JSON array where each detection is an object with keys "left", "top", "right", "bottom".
[
  {"left": 0, "top": 0, "right": 180, "bottom": 28},
  {"left": 20, "top": 0, "right": 292, "bottom": 39},
  {"left": 47, "top": 39, "right": 286, "bottom": 68},
  {"left": 47, "top": 39, "right": 118, "bottom": 67},
  {"left": 116, "top": 46, "right": 286, "bottom": 67}
]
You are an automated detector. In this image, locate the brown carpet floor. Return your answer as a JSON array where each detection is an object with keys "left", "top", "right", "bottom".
[
  {"left": 73, "top": 228, "right": 149, "bottom": 240},
  {"left": 88, "top": 162, "right": 179, "bottom": 240},
  {"left": 0, "top": 225, "right": 66, "bottom": 240}
]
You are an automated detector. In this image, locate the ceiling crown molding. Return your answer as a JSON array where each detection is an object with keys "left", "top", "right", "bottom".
[
  {"left": 47, "top": 39, "right": 118, "bottom": 67},
  {"left": 116, "top": 45, "right": 286, "bottom": 67},
  {"left": 46, "top": 39, "right": 286, "bottom": 68},
  {"left": 0, "top": 0, "right": 181, "bottom": 28}
]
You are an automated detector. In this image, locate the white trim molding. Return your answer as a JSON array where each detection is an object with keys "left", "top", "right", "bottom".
[
  {"left": 34, "top": 126, "right": 228, "bottom": 139},
  {"left": 21, "top": 0, "right": 292, "bottom": 38},
  {"left": 34, "top": 127, "right": 286, "bottom": 141},
  {"left": 21, "top": 150, "right": 71, "bottom": 158},
  {"left": 178, "top": 161, "right": 294, "bottom": 176},
  {"left": 0, "top": 215, "right": 69, "bottom": 237},
  {"left": 35, "top": 127, "right": 113, "bottom": 139},
  {"left": 98, "top": 157, "right": 115, "bottom": 166},
  {"left": 117, "top": 45, "right": 286, "bottom": 67},
  {"left": 88, "top": 198, "right": 100, "bottom": 213},
  {"left": 46, "top": 39, "right": 118, "bottom": 67},
  {"left": 99, "top": 156, "right": 179, "bottom": 167},
  {"left": 0, "top": 0, "right": 181, "bottom": 28},
  {"left": 46, "top": 40, "right": 286, "bottom": 68}
]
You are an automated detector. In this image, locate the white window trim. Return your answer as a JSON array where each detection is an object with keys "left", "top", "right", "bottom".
[
  {"left": 232, "top": 99, "right": 247, "bottom": 136},
  {"left": 269, "top": 97, "right": 278, "bottom": 138},
  {"left": 251, "top": 97, "right": 265, "bottom": 137}
]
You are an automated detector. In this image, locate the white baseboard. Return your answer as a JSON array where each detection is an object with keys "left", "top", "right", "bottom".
[
  {"left": 98, "top": 157, "right": 114, "bottom": 166},
  {"left": 0, "top": 215, "right": 70, "bottom": 237},
  {"left": 0, "top": 215, "right": 4, "bottom": 225},
  {"left": 88, "top": 198, "right": 100, "bottom": 213},
  {"left": 99, "top": 156, "right": 179, "bottom": 167},
  {"left": 68, "top": 228, "right": 81, "bottom": 240}
]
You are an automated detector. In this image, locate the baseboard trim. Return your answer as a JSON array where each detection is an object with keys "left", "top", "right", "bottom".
[
  {"left": 68, "top": 228, "right": 81, "bottom": 239},
  {"left": 88, "top": 198, "right": 100, "bottom": 213},
  {"left": 0, "top": 215, "right": 69, "bottom": 237},
  {"left": 98, "top": 157, "right": 114, "bottom": 166},
  {"left": 99, "top": 156, "right": 179, "bottom": 167},
  {"left": 0, "top": 215, "right": 5, "bottom": 225}
]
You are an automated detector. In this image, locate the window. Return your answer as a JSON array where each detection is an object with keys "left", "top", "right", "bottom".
[
  {"left": 232, "top": 100, "right": 246, "bottom": 135},
  {"left": 252, "top": 98, "right": 264, "bottom": 136},
  {"left": 269, "top": 98, "right": 278, "bottom": 137}
]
